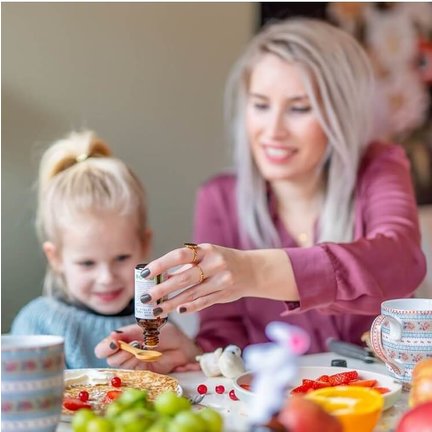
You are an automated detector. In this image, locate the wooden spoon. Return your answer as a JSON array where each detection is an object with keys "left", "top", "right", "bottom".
[{"left": 118, "top": 340, "right": 162, "bottom": 362}]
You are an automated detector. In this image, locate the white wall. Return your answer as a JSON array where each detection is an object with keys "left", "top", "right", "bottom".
[{"left": 2, "top": 3, "right": 256, "bottom": 332}]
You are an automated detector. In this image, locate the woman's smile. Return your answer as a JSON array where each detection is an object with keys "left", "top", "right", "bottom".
[{"left": 261, "top": 144, "right": 299, "bottom": 164}]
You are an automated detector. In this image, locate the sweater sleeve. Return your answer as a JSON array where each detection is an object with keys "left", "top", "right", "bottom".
[
  {"left": 193, "top": 178, "right": 250, "bottom": 351},
  {"left": 11, "top": 297, "right": 51, "bottom": 335},
  {"left": 285, "top": 144, "right": 426, "bottom": 315},
  {"left": 11, "top": 297, "right": 136, "bottom": 369}
]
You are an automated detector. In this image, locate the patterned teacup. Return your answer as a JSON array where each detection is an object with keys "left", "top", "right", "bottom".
[
  {"left": 370, "top": 298, "right": 432, "bottom": 387},
  {"left": 1, "top": 335, "right": 65, "bottom": 432}
]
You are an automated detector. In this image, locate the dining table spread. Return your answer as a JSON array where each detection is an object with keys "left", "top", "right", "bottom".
[{"left": 56, "top": 352, "right": 408, "bottom": 432}]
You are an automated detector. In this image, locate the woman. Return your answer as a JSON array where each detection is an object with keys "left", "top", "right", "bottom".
[{"left": 95, "top": 18, "right": 426, "bottom": 373}]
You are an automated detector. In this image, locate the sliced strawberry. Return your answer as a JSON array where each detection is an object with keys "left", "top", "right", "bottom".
[
  {"left": 373, "top": 387, "right": 390, "bottom": 394},
  {"left": 302, "top": 379, "right": 331, "bottom": 390},
  {"left": 63, "top": 397, "right": 92, "bottom": 411},
  {"left": 104, "top": 390, "right": 123, "bottom": 403},
  {"left": 317, "top": 375, "right": 330, "bottom": 382},
  {"left": 240, "top": 384, "right": 251, "bottom": 391},
  {"left": 290, "top": 384, "right": 313, "bottom": 394},
  {"left": 313, "top": 380, "right": 331, "bottom": 389},
  {"left": 348, "top": 379, "right": 377, "bottom": 387},
  {"left": 328, "top": 370, "right": 359, "bottom": 386}
]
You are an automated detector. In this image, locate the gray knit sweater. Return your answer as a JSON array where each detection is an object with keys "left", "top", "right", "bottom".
[{"left": 11, "top": 297, "right": 136, "bottom": 369}]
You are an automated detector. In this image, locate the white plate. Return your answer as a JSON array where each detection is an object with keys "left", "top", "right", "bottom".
[
  {"left": 233, "top": 366, "right": 402, "bottom": 410},
  {"left": 61, "top": 368, "right": 183, "bottom": 422}
]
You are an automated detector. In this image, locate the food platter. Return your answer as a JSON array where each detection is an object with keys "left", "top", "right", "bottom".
[
  {"left": 233, "top": 366, "right": 402, "bottom": 410},
  {"left": 61, "top": 368, "right": 182, "bottom": 421}
]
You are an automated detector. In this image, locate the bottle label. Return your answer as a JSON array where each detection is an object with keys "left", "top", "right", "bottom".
[{"left": 134, "top": 267, "right": 164, "bottom": 319}]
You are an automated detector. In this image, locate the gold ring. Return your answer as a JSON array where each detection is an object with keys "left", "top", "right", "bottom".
[
  {"left": 196, "top": 265, "right": 205, "bottom": 284},
  {"left": 184, "top": 242, "right": 199, "bottom": 264}
]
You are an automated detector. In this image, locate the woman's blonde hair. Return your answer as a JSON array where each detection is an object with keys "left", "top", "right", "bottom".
[
  {"left": 225, "top": 18, "right": 375, "bottom": 247},
  {"left": 36, "top": 130, "right": 148, "bottom": 295}
]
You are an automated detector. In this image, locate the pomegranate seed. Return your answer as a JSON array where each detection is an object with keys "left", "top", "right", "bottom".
[
  {"left": 229, "top": 389, "right": 239, "bottom": 401},
  {"left": 111, "top": 376, "right": 122, "bottom": 387},
  {"left": 197, "top": 384, "right": 208, "bottom": 395},
  {"left": 215, "top": 385, "right": 225, "bottom": 394},
  {"left": 78, "top": 390, "right": 89, "bottom": 402}
]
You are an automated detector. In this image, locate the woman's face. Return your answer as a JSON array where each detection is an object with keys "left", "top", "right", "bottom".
[{"left": 246, "top": 53, "right": 328, "bottom": 184}]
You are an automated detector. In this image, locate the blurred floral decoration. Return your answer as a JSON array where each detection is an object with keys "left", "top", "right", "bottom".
[{"left": 328, "top": 2, "right": 432, "bottom": 204}]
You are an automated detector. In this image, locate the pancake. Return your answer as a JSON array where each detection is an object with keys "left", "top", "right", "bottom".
[{"left": 62, "top": 368, "right": 180, "bottom": 416}]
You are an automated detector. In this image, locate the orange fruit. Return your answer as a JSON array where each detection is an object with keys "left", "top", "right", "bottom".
[{"left": 305, "top": 386, "right": 384, "bottom": 432}]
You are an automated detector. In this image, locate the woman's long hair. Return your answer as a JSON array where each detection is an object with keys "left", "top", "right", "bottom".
[{"left": 225, "top": 18, "right": 375, "bottom": 247}]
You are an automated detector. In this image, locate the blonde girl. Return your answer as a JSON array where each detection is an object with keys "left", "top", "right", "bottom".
[{"left": 12, "top": 130, "right": 151, "bottom": 368}]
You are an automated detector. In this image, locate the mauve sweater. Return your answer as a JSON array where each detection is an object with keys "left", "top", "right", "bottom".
[{"left": 194, "top": 142, "right": 426, "bottom": 354}]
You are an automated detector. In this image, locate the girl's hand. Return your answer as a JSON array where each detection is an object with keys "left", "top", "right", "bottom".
[
  {"left": 141, "top": 243, "right": 296, "bottom": 314},
  {"left": 94, "top": 322, "right": 201, "bottom": 374}
]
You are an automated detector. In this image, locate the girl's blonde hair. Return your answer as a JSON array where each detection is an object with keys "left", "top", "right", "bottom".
[
  {"left": 36, "top": 130, "right": 147, "bottom": 296},
  {"left": 225, "top": 18, "right": 375, "bottom": 247}
]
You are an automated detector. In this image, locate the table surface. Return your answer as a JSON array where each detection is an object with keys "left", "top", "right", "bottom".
[{"left": 57, "top": 352, "right": 407, "bottom": 432}]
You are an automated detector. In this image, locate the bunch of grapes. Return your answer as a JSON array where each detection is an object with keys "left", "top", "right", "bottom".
[{"left": 71, "top": 389, "right": 223, "bottom": 432}]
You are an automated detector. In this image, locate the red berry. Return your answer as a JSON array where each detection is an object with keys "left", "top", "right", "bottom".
[
  {"left": 78, "top": 390, "right": 89, "bottom": 402},
  {"left": 111, "top": 376, "right": 122, "bottom": 387},
  {"left": 215, "top": 385, "right": 225, "bottom": 394},
  {"left": 197, "top": 384, "right": 208, "bottom": 395},
  {"left": 229, "top": 389, "right": 239, "bottom": 401}
]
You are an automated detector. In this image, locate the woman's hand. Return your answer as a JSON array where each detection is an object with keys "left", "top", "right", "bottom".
[
  {"left": 94, "top": 322, "right": 201, "bottom": 374},
  {"left": 141, "top": 243, "right": 297, "bottom": 314}
]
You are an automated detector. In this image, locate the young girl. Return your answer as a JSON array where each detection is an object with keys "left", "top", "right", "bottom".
[{"left": 11, "top": 130, "right": 151, "bottom": 369}]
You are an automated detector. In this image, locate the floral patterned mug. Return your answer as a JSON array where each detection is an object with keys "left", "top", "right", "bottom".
[
  {"left": 370, "top": 298, "right": 432, "bottom": 387},
  {"left": 1, "top": 335, "right": 64, "bottom": 432}
]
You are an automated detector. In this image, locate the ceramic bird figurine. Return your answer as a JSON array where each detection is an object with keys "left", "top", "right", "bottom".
[
  {"left": 218, "top": 344, "right": 246, "bottom": 379},
  {"left": 196, "top": 347, "right": 223, "bottom": 377}
]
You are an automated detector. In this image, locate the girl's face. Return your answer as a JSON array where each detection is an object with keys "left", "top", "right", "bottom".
[
  {"left": 44, "top": 212, "right": 150, "bottom": 315},
  {"left": 246, "top": 53, "right": 328, "bottom": 184}
]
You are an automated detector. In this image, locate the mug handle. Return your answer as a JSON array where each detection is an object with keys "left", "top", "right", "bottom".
[{"left": 370, "top": 314, "right": 404, "bottom": 377}]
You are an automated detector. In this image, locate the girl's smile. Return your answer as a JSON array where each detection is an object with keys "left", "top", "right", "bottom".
[{"left": 44, "top": 211, "right": 149, "bottom": 315}]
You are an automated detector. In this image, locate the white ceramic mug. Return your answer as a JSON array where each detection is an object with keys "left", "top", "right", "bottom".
[
  {"left": 370, "top": 298, "right": 432, "bottom": 386},
  {"left": 1, "top": 335, "right": 65, "bottom": 432}
]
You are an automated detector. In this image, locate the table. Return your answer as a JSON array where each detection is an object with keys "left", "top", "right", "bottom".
[{"left": 57, "top": 352, "right": 408, "bottom": 432}]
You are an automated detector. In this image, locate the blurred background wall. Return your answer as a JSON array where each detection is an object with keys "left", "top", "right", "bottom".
[
  {"left": 2, "top": 3, "right": 257, "bottom": 333},
  {"left": 3, "top": 2, "right": 432, "bottom": 335}
]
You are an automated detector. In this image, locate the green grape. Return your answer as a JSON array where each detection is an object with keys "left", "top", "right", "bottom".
[
  {"left": 114, "top": 407, "right": 155, "bottom": 432},
  {"left": 71, "top": 408, "right": 97, "bottom": 432},
  {"left": 118, "top": 388, "right": 148, "bottom": 407},
  {"left": 167, "top": 411, "right": 207, "bottom": 432},
  {"left": 145, "top": 418, "right": 170, "bottom": 432},
  {"left": 154, "top": 392, "right": 191, "bottom": 417},
  {"left": 105, "top": 401, "right": 127, "bottom": 418},
  {"left": 198, "top": 407, "right": 223, "bottom": 432},
  {"left": 87, "top": 417, "right": 114, "bottom": 432}
]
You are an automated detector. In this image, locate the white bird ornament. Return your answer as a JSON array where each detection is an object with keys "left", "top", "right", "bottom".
[
  {"left": 196, "top": 344, "right": 245, "bottom": 378},
  {"left": 218, "top": 344, "right": 246, "bottom": 379}
]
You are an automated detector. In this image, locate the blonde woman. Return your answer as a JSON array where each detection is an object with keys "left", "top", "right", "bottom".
[
  {"left": 12, "top": 130, "right": 151, "bottom": 369},
  {"left": 96, "top": 18, "right": 426, "bottom": 372}
]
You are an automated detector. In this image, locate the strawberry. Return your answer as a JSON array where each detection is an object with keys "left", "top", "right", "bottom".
[
  {"left": 348, "top": 379, "right": 377, "bottom": 387},
  {"left": 328, "top": 370, "right": 359, "bottom": 386},
  {"left": 291, "top": 384, "right": 314, "bottom": 394},
  {"left": 302, "top": 379, "right": 331, "bottom": 390},
  {"left": 63, "top": 397, "right": 92, "bottom": 411},
  {"left": 103, "top": 390, "right": 123, "bottom": 403},
  {"left": 317, "top": 375, "right": 330, "bottom": 382},
  {"left": 373, "top": 387, "right": 390, "bottom": 394}
]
